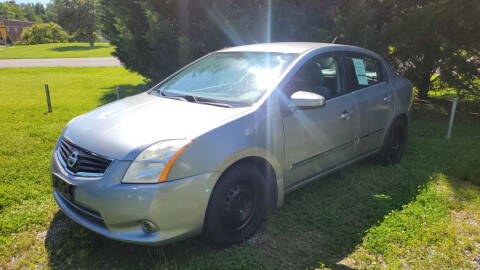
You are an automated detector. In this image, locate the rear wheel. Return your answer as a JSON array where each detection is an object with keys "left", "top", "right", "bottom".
[
  {"left": 376, "top": 118, "right": 408, "bottom": 165},
  {"left": 204, "top": 163, "right": 268, "bottom": 247}
]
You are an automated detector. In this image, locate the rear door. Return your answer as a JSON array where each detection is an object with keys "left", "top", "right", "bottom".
[
  {"left": 281, "top": 53, "right": 356, "bottom": 188},
  {"left": 343, "top": 54, "right": 393, "bottom": 155}
]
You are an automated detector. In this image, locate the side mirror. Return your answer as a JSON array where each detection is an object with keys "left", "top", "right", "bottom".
[{"left": 289, "top": 91, "right": 325, "bottom": 109}]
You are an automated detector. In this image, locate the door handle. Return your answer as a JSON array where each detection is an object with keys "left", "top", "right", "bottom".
[
  {"left": 341, "top": 110, "right": 353, "bottom": 120},
  {"left": 384, "top": 94, "right": 393, "bottom": 103}
]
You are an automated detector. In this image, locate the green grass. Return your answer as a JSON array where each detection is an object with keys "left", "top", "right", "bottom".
[
  {"left": 0, "top": 67, "right": 479, "bottom": 269},
  {"left": 0, "top": 43, "right": 114, "bottom": 59},
  {"left": 0, "top": 67, "right": 146, "bottom": 260}
]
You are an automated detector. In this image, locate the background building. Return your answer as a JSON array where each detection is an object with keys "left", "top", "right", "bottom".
[{"left": 0, "top": 19, "right": 37, "bottom": 45}]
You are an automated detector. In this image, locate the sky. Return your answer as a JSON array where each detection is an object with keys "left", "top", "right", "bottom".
[{"left": 0, "top": 0, "right": 51, "bottom": 4}]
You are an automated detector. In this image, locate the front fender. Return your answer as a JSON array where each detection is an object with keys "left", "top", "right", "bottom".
[{"left": 167, "top": 97, "right": 286, "bottom": 207}]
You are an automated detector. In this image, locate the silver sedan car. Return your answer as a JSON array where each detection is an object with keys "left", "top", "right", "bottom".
[{"left": 51, "top": 42, "right": 413, "bottom": 246}]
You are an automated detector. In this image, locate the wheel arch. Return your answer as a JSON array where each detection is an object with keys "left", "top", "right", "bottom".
[
  {"left": 376, "top": 112, "right": 409, "bottom": 165},
  {"left": 379, "top": 112, "right": 409, "bottom": 153},
  {"left": 394, "top": 113, "right": 408, "bottom": 126},
  {"left": 212, "top": 148, "right": 284, "bottom": 209}
]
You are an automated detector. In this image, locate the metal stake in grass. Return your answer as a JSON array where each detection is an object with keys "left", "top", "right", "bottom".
[
  {"left": 445, "top": 98, "right": 458, "bottom": 140},
  {"left": 116, "top": 87, "right": 120, "bottom": 100},
  {"left": 45, "top": 84, "right": 52, "bottom": 113}
]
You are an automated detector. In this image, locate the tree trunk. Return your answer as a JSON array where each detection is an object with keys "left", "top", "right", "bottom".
[
  {"left": 417, "top": 87, "right": 429, "bottom": 100},
  {"left": 417, "top": 74, "right": 432, "bottom": 100}
]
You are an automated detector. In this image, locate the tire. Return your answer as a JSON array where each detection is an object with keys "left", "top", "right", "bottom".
[
  {"left": 204, "top": 163, "right": 269, "bottom": 247},
  {"left": 376, "top": 118, "right": 408, "bottom": 165}
]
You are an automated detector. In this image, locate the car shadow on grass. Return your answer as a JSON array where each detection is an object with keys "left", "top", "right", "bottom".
[
  {"left": 49, "top": 45, "right": 111, "bottom": 52},
  {"left": 43, "top": 106, "right": 479, "bottom": 269}
]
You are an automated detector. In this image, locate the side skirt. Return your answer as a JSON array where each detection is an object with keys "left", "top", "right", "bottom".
[{"left": 284, "top": 148, "right": 379, "bottom": 194}]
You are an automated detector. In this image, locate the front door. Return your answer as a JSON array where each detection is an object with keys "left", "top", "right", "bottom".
[{"left": 281, "top": 54, "right": 356, "bottom": 188}]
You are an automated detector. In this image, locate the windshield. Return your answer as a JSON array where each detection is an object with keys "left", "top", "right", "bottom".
[{"left": 156, "top": 52, "right": 297, "bottom": 105}]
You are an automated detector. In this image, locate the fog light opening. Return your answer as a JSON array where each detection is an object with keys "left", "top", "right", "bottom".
[{"left": 141, "top": 220, "right": 158, "bottom": 234}]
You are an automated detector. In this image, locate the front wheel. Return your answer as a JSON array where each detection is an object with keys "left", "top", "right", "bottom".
[
  {"left": 376, "top": 118, "right": 408, "bottom": 165},
  {"left": 204, "top": 164, "right": 268, "bottom": 247}
]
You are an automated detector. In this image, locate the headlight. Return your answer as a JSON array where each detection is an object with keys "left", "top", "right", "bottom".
[{"left": 122, "top": 139, "right": 193, "bottom": 184}]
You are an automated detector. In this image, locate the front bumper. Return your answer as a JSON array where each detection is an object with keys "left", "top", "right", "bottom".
[{"left": 51, "top": 148, "right": 219, "bottom": 245}]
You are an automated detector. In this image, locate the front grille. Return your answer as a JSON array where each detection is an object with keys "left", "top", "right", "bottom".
[{"left": 58, "top": 139, "right": 111, "bottom": 176}]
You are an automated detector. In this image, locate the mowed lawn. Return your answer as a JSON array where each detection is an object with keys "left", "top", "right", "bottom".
[
  {"left": 0, "top": 67, "right": 480, "bottom": 269},
  {"left": 0, "top": 43, "right": 114, "bottom": 59}
]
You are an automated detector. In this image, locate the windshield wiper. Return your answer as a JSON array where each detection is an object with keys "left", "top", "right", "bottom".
[
  {"left": 183, "top": 94, "right": 198, "bottom": 103},
  {"left": 155, "top": 89, "right": 197, "bottom": 103},
  {"left": 195, "top": 100, "right": 234, "bottom": 108},
  {"left": 192, "top": 96, "right": 235, "bottom": 108},
  {"left": 168, "top": 94, "right": 199, "bottom": 103},
  {"left": 154, "top": 89, "right": 233, "bottom": 108}
]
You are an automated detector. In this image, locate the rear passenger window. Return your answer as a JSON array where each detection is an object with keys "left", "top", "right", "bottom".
[{"left": 344, "top": 55, "right": 384, "bottom": 92}]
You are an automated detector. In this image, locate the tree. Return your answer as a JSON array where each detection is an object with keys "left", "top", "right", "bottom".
[
  {"left": 20, "top": 3, "right": 54, "bottom": 22},
  {"left": 0, "top": 1, "right": 57, "bottom": 23},
  {"left": 43, "top": 3, "right": 58, "bottom": 23},
  {"left": 339, "top": 0, "right": 480, "bottom": 99},
  {"left": 435, "top": 0, "right": 480, "bottom": 99},
  {"left": 20, "top": 3, "right": 42, "bottom": 22},
  {"left": 20, "top": 22, "right": 69, "bottom": 44},
  {"left": 53, "top": 0, "right": 97, "bottom": 47},
  {"left": 98, "top": 0, "right": 337, "bottom": 81},
  {"left": 0, "top": 1, "right": 26, "bottom": 20}
]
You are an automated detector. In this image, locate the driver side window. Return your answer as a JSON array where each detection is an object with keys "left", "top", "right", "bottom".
[{"left": 284, "top": 55, "right": 344, "bottom": 100}]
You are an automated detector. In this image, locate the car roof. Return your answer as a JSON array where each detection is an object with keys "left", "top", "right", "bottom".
[{"left": 217, "top": 42, "right": 345, "bottom": 54}]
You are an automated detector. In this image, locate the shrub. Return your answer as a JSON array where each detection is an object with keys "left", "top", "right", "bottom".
[
  {"left": 70, "top": 29, "right": 100, "bottom": 43},
  {"left": 20, "top": 22, "right": 69, "bottom": 45}
]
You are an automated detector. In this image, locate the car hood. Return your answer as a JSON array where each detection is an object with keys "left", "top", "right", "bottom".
[{"left": 63, "top": 92, "right": 251, "bottom": 160}]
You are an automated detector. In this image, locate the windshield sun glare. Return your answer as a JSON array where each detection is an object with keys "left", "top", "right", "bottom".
[{"left": 157, "top": 52, "right": 297, "bottom": 105}]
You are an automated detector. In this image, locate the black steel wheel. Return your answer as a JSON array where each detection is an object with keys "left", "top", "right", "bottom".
[
  {"left": 221, "top": 182, "right": 257, "bottom": 232},
  {"left": 377, "top": 118, "right": 408, "bottom": 165},
  {"left": 204, "top": 163, "right": 269, "bottom": 247}
]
